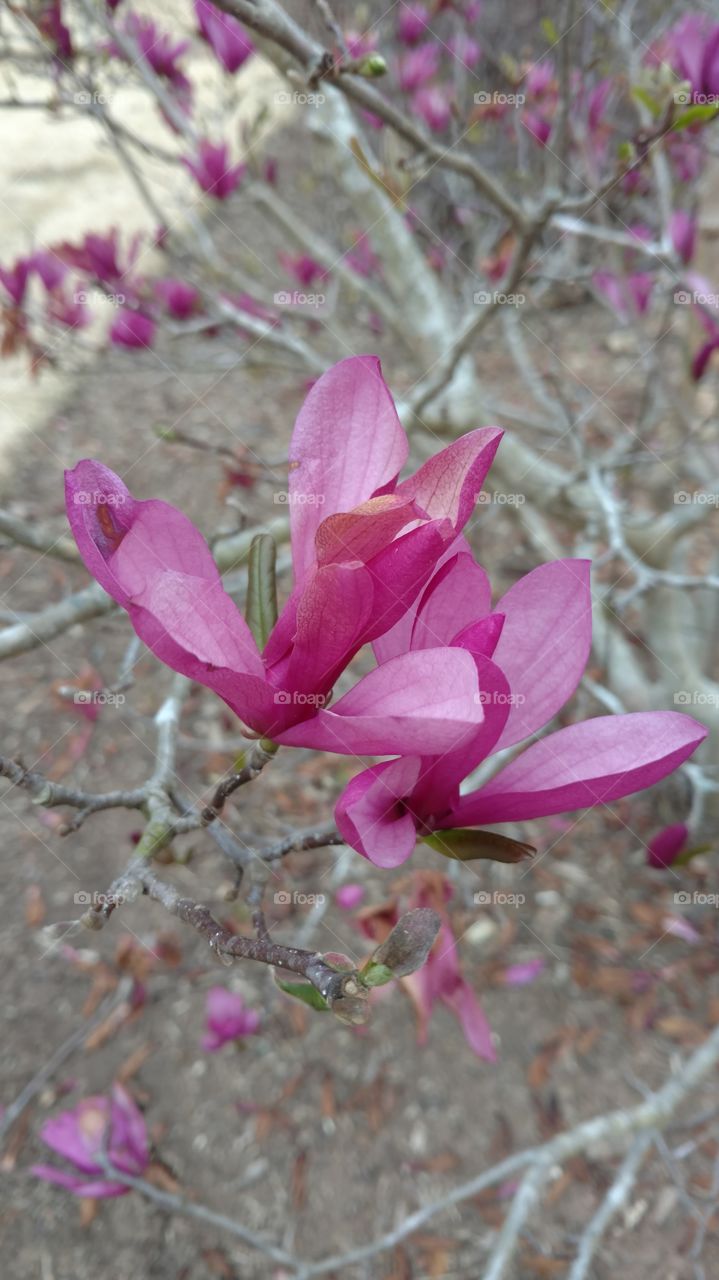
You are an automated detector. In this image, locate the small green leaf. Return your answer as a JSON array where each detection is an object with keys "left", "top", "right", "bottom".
[
  {"left": 631, "top": 86, "right": 662, "bottom": 117},
  {"left": 245, "top": 534, "right": 278, "bottom": 649},
  {"left": 359, "top": 960, "right": 394, "bottom": 989},
  {"left": 356, "top": 53, "right": 387, "bottom": 77},
  {"left": 274, "top": 976, "right": 329, "bottom": 1011},
  {"left": 423, "top": 829, "right": 536, "bottom": 864},
  {"left": 672, "top": 104, "right": 719, "bottom": 131},
  {"left": 540, "top": 17, "right": 559, "bottom": 44},
  {"left": 673, "top": 842, "right": 714, "bottom": 867}
]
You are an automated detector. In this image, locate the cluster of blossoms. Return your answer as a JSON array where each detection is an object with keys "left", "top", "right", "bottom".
[{"left": 65, "top": 356, "right": 707, "bottom": 871}]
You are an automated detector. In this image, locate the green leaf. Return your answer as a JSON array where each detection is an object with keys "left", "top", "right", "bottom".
[
  {"left": 672, "top": 104, "right": 719, "bottom": 131},
  {"left": 274, "top": 976, "right": 329, "bottom": 1011},
  {"left": 540, "top": 17, "right": 559, "bottom": 44},
  {"left": 423, "top": 829, "right": 535, "bottom": 863},
  {"left": 359, "top": 960, "right": 394, "bottom": 989},
  {"left": 631, "top": 86, "right": 662, "bottom": 117},
  {"left": 673, "top": 842, "right": 714, "bottom": 867},
  {"left": 245, "top": 534, "right": 278, "bottom": 649}
]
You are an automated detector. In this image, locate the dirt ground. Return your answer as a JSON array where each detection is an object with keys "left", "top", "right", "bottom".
[{"left": 1, "top": 74, "right": 719, "bottom": 1280}]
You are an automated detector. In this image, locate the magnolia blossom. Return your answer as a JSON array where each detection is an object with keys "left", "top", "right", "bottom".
[
  {"left": 195, "top": 0, "right": 254, "bottom": 73},
  {"left": 659, "top": 13, "right": 719, "bottom": 103},
  {"left": 202, "top": 986, "right": 261, "bottom": 1050},
  {"left": 647, "top": 823, "right": 690, "bottom": 869},
  {"left": 65, "top": 356, "right": 502, "bottom": 753},
  {"left": 397, "top": 44, "right": 440, "bottom": 92},
  {"left": 336, "top": 555, "right": 707, "bottom": 868},
  {"left": 183, "top": 140, "right": 246, "bottom": 199},
  {"left": 593, "top": 270, "right": 653, "bottom": 321},
  {"left": 397, "top": 4, "right": 430, "bottom": 45},
  {"left": 109, "top": 307, "right": 155, "bottom": 349},
  {"left": 31, "top": 1085, "right": 149, "bottom": 1198},
  {"left": 154, "top": 277, "right": 201, "bottom": 319},
  {"left": 412, "top": 85, "right": 453, "bottom": 132}
]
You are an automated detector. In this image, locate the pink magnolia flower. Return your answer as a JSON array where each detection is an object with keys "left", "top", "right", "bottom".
[
  {"left": 31, "top": 1084, "right": 149, "bottom": 1198},
  {"left": 669, "top": 210, "right": 697, "bottom": 265},
  {"left": 183, "top": 140, "right": 246, "bottom": 199},
  {"left": 647, "top": 822, "right": 689, "bottom": 869},
  {"left": 279, "top": 253, "right": 327, "bottom": 288},
  {"left": 0, "top": 258, "right": 31, "bottom": 307},
  {"left": 56, "top": 229, "right": 142, "bottom": 293},
  {"left": 65, "top": 356, "right": 502, "bottom": 753},
  {"left": 154, "top": 277, "right": 201, "bottom": 319},
  {"left": 522, "top": 111, "right": 552, "bottom": 147},
  {"left": 29, "top": 249, "right": 67, "bottom": 292},
  {"left": 593, "top": 270, "right": 653, "bottom": 321},
  {"left": 36, "top": 0, "right": 73, "bottom": 61},
  {"left": 657, "top": 13, "right": 719, "bottom": 102},
  {"left": 109, "top": 307, "right": 155, "bottom": 349},
  {"left": 116, "top": 15, "right": 190, "bottom": 94},
  {"left": 201, "top": 986, "right": 261, "bottom": 1050},
  {"left": 336, "top": 555, "right": 707, "bottom": 868},
  {"left": 336, "top": 883, "right": 366, "bottom": 911},
  {"left": 195, "top": 0, "right": 254, "bottom": 73},
  {"left": 397, "top": 44, "right": 440, "bottom": 92},
  {"left": 448, "top": 34, "right": 482, "bottom": 70},
  {"left": 412, "top": 85, "right": 453, "bottom": 132},
  {"left": 397, "top": 4, "right": 430, "bottom": 45},
  {"left": 345, "top": 30, "right": 378, "bottom": 60}
]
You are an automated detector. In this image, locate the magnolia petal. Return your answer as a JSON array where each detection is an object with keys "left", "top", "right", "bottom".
[
  {"left": 395, "top": 427, "right": 503, "bottom": 531},
  {"left": 289, "top": 356, "right": 408, "bottom": 584},
  {"left": 491, "top": 559, "right": 592, "bottom": 750},
  {"left": 455, "top": 712, "right": 708, "bottom": 825},
  {"left": 335, "top": 758, "right": 422, "bottom": 867}
]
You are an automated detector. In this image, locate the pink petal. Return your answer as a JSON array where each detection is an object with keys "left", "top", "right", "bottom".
[
  {"left": 502, "top": 957, "right": 546, "bottom": 986},
  {"left": 491, "top": 559, "right": 592, "bottom": 750},
  {"left": 335, "top": 757, "right": 422, "bottom": 867},
  {"left": 289, "top": 356, "right": 408, "bottom": 584},
  {"left": 409, "top": 552, "right": 492, "bottom": 650},
  {"left": 30, "top": 1165, "right": 128, "bottom": 1198},
  {"left": 455, "top": 712, "right": 708, "bottom": 825},
  {"left": 444, "top": 980, "right": 497, "bottom": 1061},
  {"left": 277, "top": 648, "right": 482, "bottom": 756},
  {"left": 647, "top": 822, "right": 689, "bottom": 869},
  {"left": 395, "top": 427, "right": 503, "bottom": 533},
  {"left": 278, "top": 562, "right": 374, "bottom": 698}
]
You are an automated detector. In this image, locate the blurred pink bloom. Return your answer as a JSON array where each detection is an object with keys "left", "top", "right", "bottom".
[
  {"left": 502, "top": 957, "right": 546, "bottom": 986},
  {"left": 31, "top": 1084, "right": 149, "bottom": 1198},
  {"left": 647, "top": 822, "right": 689, "bottom": 869},
  {"left": 195, "top": 0, "right": 254, "bottom": 72},
  {"left": 0, "top": 259, "right": 31, "bottom": 306},
  {"left": 65, "top": 356, "right": 501, "bottom": 750},
  {"left": 411, "top": 85, "right": 452, "bottom": 131},
  {"left": 345, "top": 233, "right": 381, "bottom": 279},
  {"left": 183, "top": 140, "right": 246, "bottom": 199},
  {"left": 202, "top": 986, "right": 261, "bottom": 1050},
  {"left": 448, "top": 33, "right": 482, "bottom": 69},
  {"left": 345, "top": 30, "right": 378, "bottom": 60},
  {"left": 593, "top": 269, "right": 653, "bottom": 320},
  {"left": 109, "top": 307, "right": 155, "bottom": 349},
  {"left": 56, "top": 229, "right": 142, "bottom": 292},
  {"left": 37, "top": 0, "right": 73, "bottom": 60},
  {"left": 47, "top": 290, "right": 89, "bottom": 330},
  {"left": 154, "top": 277, "right": 200, "bottom": 319},
  {"left": 669, "top": 210, "right": 697, "bottom": 265},
  {"left": 522, "top": 111, "right": 552, "bottom": 147},
  {"left": 336, "top": 884, "right": 366, "bottom": 911},
  {"left": 587, "top": 77, "right": 613, "bottom": 132},
  {"left": 110, "top": 15, "right": 190, "bottom": 97},
  {"left": 397, "top": 43, "right": 440, "bottom": 92},
  {"left": 657, "top": 13, "right": 719, "bottom": 102},
  {"left": 398, "top": 4, "right": 430, "bottom": 45},
  {"left": 279, "top": 253, "right": 327, "bottom": 287},
  {"left": 336, "top": 555, "right": 707, "bottom": 869},
  {"left": 29, "top": 249, "right": 67, "bottom": 291}
]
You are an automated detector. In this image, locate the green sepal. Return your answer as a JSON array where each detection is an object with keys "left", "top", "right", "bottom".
[
  {"left": 245, "top": 534, "right": 278, "bottom": 649},
  {"left": 423, "top": 828, "right": 535, "bottom": 863}
]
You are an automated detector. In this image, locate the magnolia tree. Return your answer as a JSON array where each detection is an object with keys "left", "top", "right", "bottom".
[{"left": 1, "top": 0, "right": 719, "bottom": 1275}]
